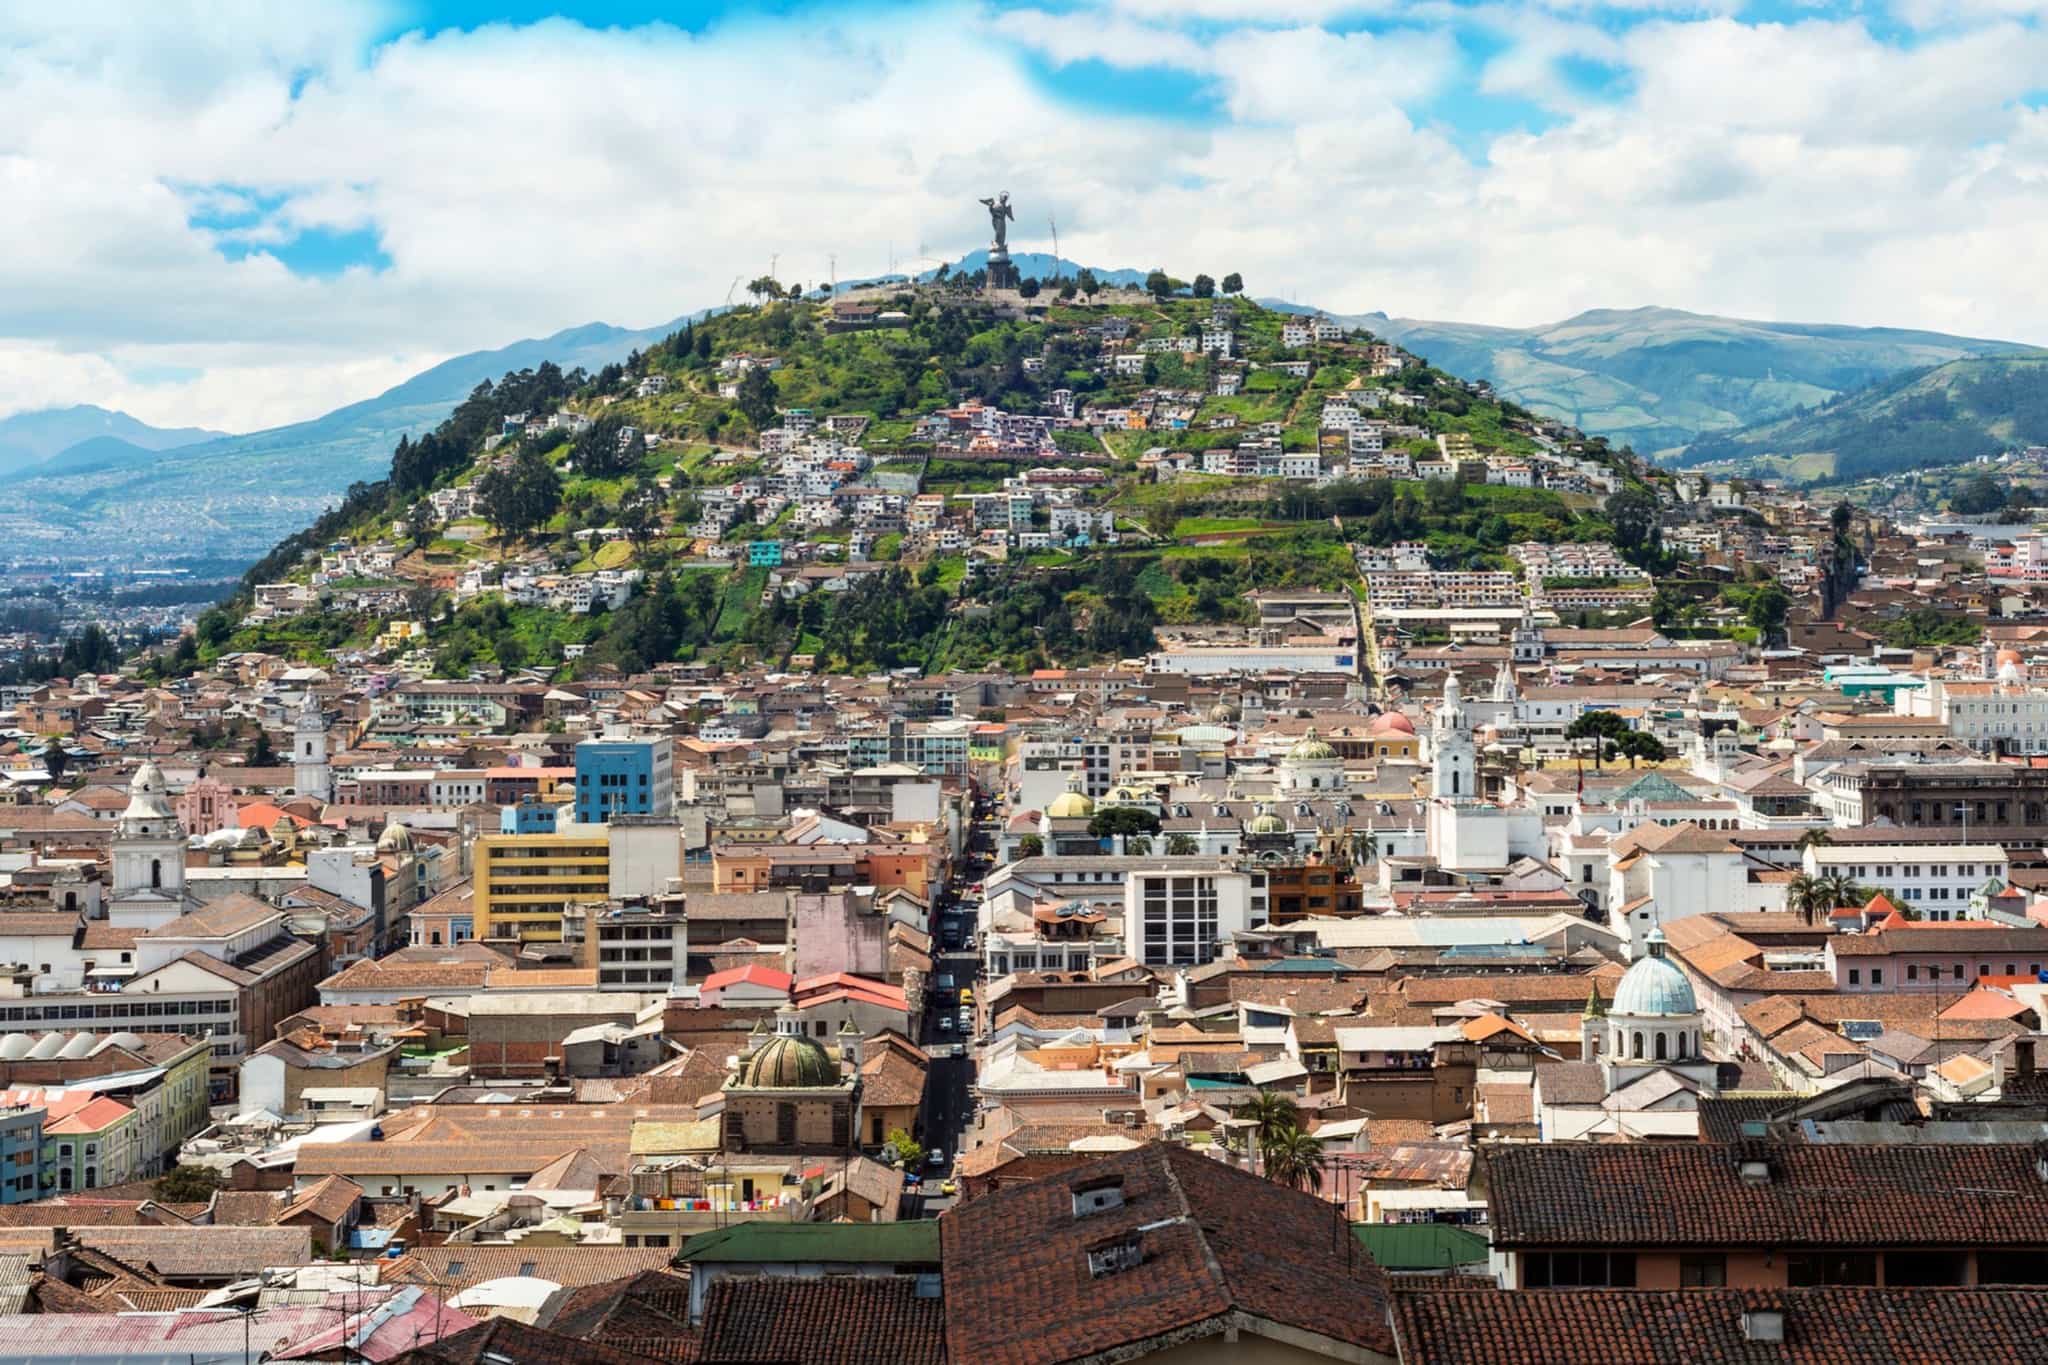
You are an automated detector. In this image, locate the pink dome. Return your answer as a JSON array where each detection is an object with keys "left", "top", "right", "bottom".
[
  {"left": 1370, "top": 711, "right": 1416, "bottom": 735},
  {"left": 1996, "top": 649, "right": 2023, "bottom": 669}
]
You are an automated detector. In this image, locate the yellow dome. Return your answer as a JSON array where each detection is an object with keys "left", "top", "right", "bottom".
[{"left": 1046, "top": 782, "right": 1096, "bottom": 819}]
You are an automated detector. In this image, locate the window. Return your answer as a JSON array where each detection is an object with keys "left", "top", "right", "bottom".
[
  {"left": 1848, "top": 969, "right": 1860, "bottom": 986},
  {"left": 1886, "top": 1250, "right": 1966, "bottom": 1286},
  {"left": 1870, "top": 969, "right": 1883, "bottom": 986},
  {"left": 1907, "top": 965, "right": 1918, "bottom": 982},
  {"left": 1980, "top": 1251, "right": 2048, "bottom": 1285},
  {"left": 1524, "top": 1252, "right": 1636, "bottom": 1288},
  {"left": 1787, "top": 1253, "right": 1876, "bottom": 1286},
  {"left": 1679, "top": 1254, "right": 1727, "bottom": 1287}
]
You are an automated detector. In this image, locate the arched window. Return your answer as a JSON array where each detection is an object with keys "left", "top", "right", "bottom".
[
  {"left": 1452, "top": 772, "right": 1461, "bottom": 795},
  {"left": 150, "top": 859, "right": 162, "bottom": 890},
  {"left": 1676, "top": 1033, "right": 1687, "bottom": 1059},
  {"left": 1632, "top": 1031, "right": 1644, "bottom": 1059},
  {"left": 1655, "top": 1032, "right": 1668, "bottom": 1061}
]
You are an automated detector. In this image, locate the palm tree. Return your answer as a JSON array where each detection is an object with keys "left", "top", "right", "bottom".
[
  {"left": 1796, "top": 827, "right": 1833, "bottom": 852},
  {"left": 1233, "top": 1092, "right": 1300, "bottom": 1174},
  {"left": 1816, "top": 873, "right": 1864, "bottom": 914},
  {"left": 1260, "top": 1122, "right": 1327, "bottom": 1196},
  {"left": 1786, "top": 872, "right": 1825, "bottom": 925}
]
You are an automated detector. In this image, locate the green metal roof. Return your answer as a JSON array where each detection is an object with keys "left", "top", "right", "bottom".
[
  {"left": 1350, "top": 1222, "right": 1490, "bottom": 1269},
  {"left": 674, "top": 1219, "right": 941, "bottom": 1266}
]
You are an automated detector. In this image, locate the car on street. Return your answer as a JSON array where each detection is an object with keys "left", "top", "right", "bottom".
[
  {"left": 928, "top": 1149, "right": 947, "bottom": 1169},
  {"left": 940, "top": 1178, "right": 958, "bottom": 1197}
]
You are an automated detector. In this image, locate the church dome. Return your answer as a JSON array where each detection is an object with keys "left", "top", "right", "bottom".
[
  {"left": 1247, "top": 809, "right": 1287, "bottom": 835},
  {"left": 377, "top": 821, "right": 414, "bottom": 853},
  {"left": 1369, "top": 711, "right": 1416, "bottom": 736},
  {"left": 735, "top": 1032, "right": 841, "bottom": 1089},
  {"left": 1208, "top": 700, "right": 1240, "bottom": 724},
  {"left": 1287, "top": 727, "right": 1336, "bottom": 762},
  {"left": 1105, "top": 785, "right": 1148, "bottom": 805},
  {"left": 1611, "top": 929, "right": 1697, "bottom": 1018},
  {"left": 1046, "top": 782, "right": 1096, "bottom": 820}
]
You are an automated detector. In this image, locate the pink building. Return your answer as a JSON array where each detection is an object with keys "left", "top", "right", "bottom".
[
  {"left": 1826, "top": 913, "right": 2048, "bottom": 992},
  {"left": 175, "top": 775, "right": 233, "bottom": 835}
]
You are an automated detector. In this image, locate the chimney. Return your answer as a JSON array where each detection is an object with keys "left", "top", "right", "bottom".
[{"left": 2019, "top": 1038, "right": 2037, "bottom": 1079}]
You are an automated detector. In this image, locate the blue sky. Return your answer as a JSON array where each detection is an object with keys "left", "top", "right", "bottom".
[{"left": 1, "top": 0, "right": 2045, "bottom": 431}]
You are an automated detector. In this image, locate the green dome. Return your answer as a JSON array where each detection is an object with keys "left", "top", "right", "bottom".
[
  {"left": 736, "top": 1033, "right": 841, "bottom": 1088},
  {"left": 1288, "top": 727, "right": 1336, "bottom": 762},
  {"left": 1248, "top": 811, "right": 1287, "bottom": 835}
]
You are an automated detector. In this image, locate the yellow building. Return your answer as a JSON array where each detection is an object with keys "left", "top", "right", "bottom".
[{"left": 473, "top": 828, "right": 610, "bottom": 943}]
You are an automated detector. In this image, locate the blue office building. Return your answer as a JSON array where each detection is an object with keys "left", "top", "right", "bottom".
[
  {"left": 500, "top": 796, "right": 560, "bottom": 834},
  {"left": 574, "top": 735, "right": 673, "bottom": 824}
]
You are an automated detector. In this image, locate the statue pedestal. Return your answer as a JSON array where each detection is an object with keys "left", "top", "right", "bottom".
[{"left": 985, "top": 246, "right": 1020, "bottom": 291}]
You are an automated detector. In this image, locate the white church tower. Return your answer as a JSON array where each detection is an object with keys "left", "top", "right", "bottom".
[
  {"left": 1429, "top": 672, "right": 1475, "bottom": 802},
  {"left": 294, "top": 691, "right": 331, "bottom": 803},
  {"left": 111, "top": 760, "right": 189, "bottom": 929}
]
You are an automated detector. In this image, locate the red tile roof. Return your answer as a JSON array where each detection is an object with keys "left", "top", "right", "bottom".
[
  {"left": 1489, "top": 1142, "right": 2048, "bottom": 1249},
  {"left": 1395, "top": 1286, "right": 2048, "bottom": 1365},
  {"left": 941, "top": 1142, "right": 1394, "bottom": 1364},
  {"left": 697, "top": 1275, "right": 942, "bottom": 1365}
]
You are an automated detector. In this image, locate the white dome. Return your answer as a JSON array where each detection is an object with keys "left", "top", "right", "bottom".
[
  {"left": 102, "top": 1032, "right": 146, "bottom": 1053},
  {"left": 59, "top": 1033, "right": 95, "bottom": 1059},
  {"left": 27, "top": 1034, "right": 67, "bottom": 1059},
  {"left": 121, "top": 760, "right": 178, "bottom": 827},
  {"left": 0, "top": 1035, "right": 33, "bottom": 1060}
]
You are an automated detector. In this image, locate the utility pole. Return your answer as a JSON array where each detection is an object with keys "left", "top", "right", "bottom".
[{"left": 829, "top": 253, "right": 837, "bottom": 299}]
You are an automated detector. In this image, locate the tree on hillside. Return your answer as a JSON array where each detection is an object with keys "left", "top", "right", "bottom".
[
  {"left": 617, "top": 497, "right": 659, "bottom": 553},
  {"left": 745, "top": 276, "right": 782, "bottom": 302},
  {"left": 1018, "top": 276, "right": 1041, "bottom": 299},
  {"left": 1221, "top": 272, "right": 1243, "bottom": 295},
  {"left": 1192, "top": 273, "right": 1215, "bottom": 298},
  {"left": 1076, "top": 268, "right": 1100, "bottom": 301},
  {"left": 1744, "top": 582, "right": 1791, "bottom": 646},
  {"left": 406, "top": 499, "right": 439, "bottom": 551},
  {"left": 1605, "top": 487, "right": 1661, "bottom": 564},
  {"left": 1952, "top": 473, "right": 2005, "bottom": 516},
  {"left": 1144, "top": 270, "right": 1174, "bottom": 301},
  {"left": 570, "top": 416, "right": 646, "bottom": 479},
  {"left": 477, "top": 446, "right": 562, "bottom": 541},
  {"left": 736, "top": 366, "right": 780, "bottom": 429}
]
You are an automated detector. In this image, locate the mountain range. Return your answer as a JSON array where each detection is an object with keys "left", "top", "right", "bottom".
[
  {"left": 1348, "top": 306, "right": 2034, "bottom": 458},
  {"left": 0, "top": 405, "right": 225, "bottom": 478},
  {"left": 1672, "top": 352, "right": 2048, "bottom": 483}
]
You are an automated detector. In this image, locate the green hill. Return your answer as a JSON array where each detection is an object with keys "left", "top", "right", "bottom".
[
  {"left": 160, "top": 286, "right": 1652, "bottom": 682},
  {"left": 1351, "top": 306, "right": 2030, "bottom": 458},
  {"left": 1673, "top": 352, "right": 2048, "bottom": 482}
]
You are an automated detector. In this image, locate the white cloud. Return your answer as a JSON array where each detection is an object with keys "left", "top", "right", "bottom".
[{"left": 1, "top": 1, "right": 2046, "bottom": 433}]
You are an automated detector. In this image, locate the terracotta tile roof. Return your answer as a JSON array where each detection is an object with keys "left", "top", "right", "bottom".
[
  {"left": 1488, "top": 1142, "right": 2048, "bottom": 1249},
  {"left": 1394, "top": 1286, "right": 2048, "bottom": 1365},
  {"left": 942, "top": 1142, "right": 1395, "bottom": 1364},
  {"left": 541, "top": 1269, "right": 693, "bottom": 1356},
  {"left": 277, "top": 1173, "right": 363, "bottom": 1226},
  {"left": 698, "top": 1275, "right": 943, "bottom": 1365}
]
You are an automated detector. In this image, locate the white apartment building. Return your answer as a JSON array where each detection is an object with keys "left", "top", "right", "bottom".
[
  {"left": 1803, "top": 844, "right": 2010, "bottom": 920},
  {"left": 1124, "top": 865, "right": 1255, "bottom": 968}
]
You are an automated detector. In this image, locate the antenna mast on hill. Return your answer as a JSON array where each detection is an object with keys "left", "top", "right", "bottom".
[
  {"left": 829, "top": 253, "right": 837, "bottom": 299},
  {"left": 1049, "top": 215, "right": 1060, "bottom": 281}
]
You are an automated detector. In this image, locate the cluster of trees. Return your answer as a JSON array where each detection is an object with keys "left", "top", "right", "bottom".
[
  {"left": 810, "top": 567, "right": 954, "bottom": 672},
  {"left": 582, "top": 571, "right": 725, "bottom": 674},
  {"left": 477, "top": 446, "right": 564, "bottom": 540},
  {"left": 944, "top": 558, "right": 1158, "bottom": 670},
  {"left": 567, "top": 415, "right": 648, "bottom": 479},
  {"left": 391, "top": 363, "right": 582, "bottom": 495},
  {"left": 1565, "top": 710, "right": 1667, "bottom": 769},
  {"left": 0, "top": 622, "right": 124, "bottom": 687}
]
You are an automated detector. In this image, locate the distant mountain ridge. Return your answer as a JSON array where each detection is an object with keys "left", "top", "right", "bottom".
[
  {"left": 1673, "top": 352, "right": 2048, "bottom": 482},
  {"left": 1340, "top": 306, "right": 2033, "bottom": 457},
  {"left": 7, "top": 315, "right": 702, "bottom": 561},
  {"left": 0, "top": 404, "right": 224, "bottom": 476}
]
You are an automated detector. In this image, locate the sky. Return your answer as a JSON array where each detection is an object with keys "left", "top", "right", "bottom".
[{"left": 2, "top": 0, "right": 2046, "bottom": 434}]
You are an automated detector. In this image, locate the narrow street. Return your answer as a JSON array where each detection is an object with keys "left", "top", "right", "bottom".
[{"left": 906, "top": 804, "right": 997, "bottom": 1215}]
